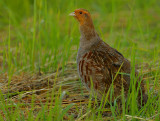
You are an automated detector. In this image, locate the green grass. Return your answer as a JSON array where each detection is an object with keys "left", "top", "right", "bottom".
[{"left": 0, "top": 0, "right": 160, "bottom": 120}]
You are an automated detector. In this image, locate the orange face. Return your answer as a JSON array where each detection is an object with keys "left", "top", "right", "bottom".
[{"left": 69, "top": 9, "right": 91, "bottom": 25}]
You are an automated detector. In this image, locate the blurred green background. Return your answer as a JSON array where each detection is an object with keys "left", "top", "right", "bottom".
[
  {"left": 0, "top": 0, "right": 160, "bottom": 74},
  {"left": 0, "top": 0, "right": 160, "bottom": 120}
]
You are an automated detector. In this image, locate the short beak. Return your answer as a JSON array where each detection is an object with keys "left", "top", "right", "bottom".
[{"left": 69, "top": 12, "right": 75, "bottom": 16}]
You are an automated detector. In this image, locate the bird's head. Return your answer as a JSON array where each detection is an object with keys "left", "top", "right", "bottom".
[{"left": 69, "top": 9, "right": 94, "bottom": 28}]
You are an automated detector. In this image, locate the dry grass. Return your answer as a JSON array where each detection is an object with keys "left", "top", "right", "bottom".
[{"left": 0, "top": 60, "right": 160, "bottom": 120}]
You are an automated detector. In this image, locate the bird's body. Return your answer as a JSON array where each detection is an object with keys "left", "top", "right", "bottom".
[
  {"left": 70, "top": 9, "right": 147, "bottom": 104},
  {"left": 77, "top": 39, "right": 130, "bottom": 100}
]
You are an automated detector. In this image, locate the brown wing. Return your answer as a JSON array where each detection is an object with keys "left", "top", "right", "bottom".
[{"left": 78, "top": 49, "right": 131, "bottom": 99}]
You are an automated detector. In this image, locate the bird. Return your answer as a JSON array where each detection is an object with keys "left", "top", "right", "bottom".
[{"left": 69, "top": 8, "right": 147, "bottom": 106}]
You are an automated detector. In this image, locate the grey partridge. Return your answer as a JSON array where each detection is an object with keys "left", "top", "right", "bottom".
[{"left": 69, "top": 8, "right": 147, "bottom": 105}]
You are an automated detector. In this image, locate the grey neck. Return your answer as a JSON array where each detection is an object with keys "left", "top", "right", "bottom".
[{"left": 79, "top": 25, "right": 100, "bottom": 49}]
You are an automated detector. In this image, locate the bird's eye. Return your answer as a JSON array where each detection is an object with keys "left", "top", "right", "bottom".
[{"left": 79, "top": 11, "right": 82, "bottom": 14}]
